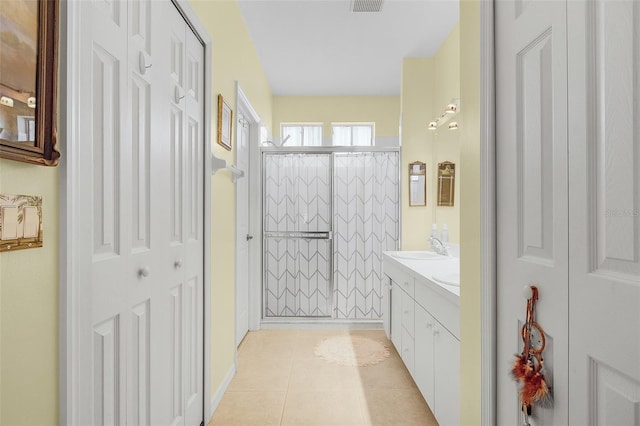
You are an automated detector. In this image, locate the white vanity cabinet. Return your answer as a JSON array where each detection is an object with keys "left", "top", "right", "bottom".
[{"left": 383, "top": 254, "right": 460, "bottom": 426}]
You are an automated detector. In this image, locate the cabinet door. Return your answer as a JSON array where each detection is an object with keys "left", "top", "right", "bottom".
[
  {"left": 414, "top": 305, "right": 435, "bottom": 408},
  {"left": 434, "top": 326, "right": 460, "bottom": 426},
  {"left": 390, "top": 282, "right": 403, "bottom": 353},
  {"left": 401, "top": 328, "right": 415, "bottom": 375},
  {"left": 382, "top": 277, "right": 391, "bottom": 339}
]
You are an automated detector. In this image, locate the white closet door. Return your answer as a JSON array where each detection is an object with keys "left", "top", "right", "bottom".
[
  {"left": 496, "top": 0, "right": 569, "bottom": 424},
  {"left": 568, "top": 0, "right": 640, "bottom": 423},
  {"left": 76, "top": 1, "right": 204, "bottom": 425},
  {"left": 166, "top": 4, "right": 205, "bottom": 425}
]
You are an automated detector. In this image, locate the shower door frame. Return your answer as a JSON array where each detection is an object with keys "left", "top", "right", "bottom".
[{"left": 260, "top": 146, "right": 401, "bottom": 322}]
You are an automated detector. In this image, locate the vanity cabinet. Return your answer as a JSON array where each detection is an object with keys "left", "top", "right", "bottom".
[{"left": 384, "top": 257, "right": 460, "bottom": 426}]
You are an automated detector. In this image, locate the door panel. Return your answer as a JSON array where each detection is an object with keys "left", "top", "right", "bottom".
[
  {"left": 496, "top": 0, "right": 568, "bottom": 424},
  {"left": 236, "top": 114, "right": 250, "bottom": 345},
  {"left": 78, "top": 1, "right": 204, "bottom": 425},
  {"left": 568, "top": 0, "right": 640, "bottom": 423}
]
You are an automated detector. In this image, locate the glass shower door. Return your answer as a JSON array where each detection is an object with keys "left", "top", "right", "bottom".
[{"left": 263, "top": 153, "right": 333, "bottom": 317}]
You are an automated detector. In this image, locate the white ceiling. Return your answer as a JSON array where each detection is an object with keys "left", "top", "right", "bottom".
[{"left": 237, "top": 0, "right": 459, "bottom": 96}]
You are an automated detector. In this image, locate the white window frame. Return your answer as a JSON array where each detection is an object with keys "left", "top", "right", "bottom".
[
  {"left": 279, "top": 122, "right": 323, "bottom": 146},
  {"left": 331, "top": 122, "right": 375, "bottom": 146}
]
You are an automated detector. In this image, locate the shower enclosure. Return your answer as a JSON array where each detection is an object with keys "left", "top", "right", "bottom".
[{"left": 263, "top": 148, "right": 399, "bottom": 321}]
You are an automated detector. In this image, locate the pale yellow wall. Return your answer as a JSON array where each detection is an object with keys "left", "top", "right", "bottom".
[
  {"left": 189, "top": 0, "right": 273, "bottom": 399},
  {"left": 400, "top": 58, "right": 435, "bottom": 250},
  {"left": 272, "top": 96, "right": 400, "bottom": 141},
  {"left": 459, "top": 0, "right": 482, "bottom": 424},
  {"left": 0, "top": 160, "right": 59, "bottom": 425},
  {"left": 432, "top": 23, "right": 461, "bottom": 244}
]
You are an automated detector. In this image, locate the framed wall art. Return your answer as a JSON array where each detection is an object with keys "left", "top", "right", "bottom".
[
  {"left": 0, "top": 0, "right": 60, "bottom": 166},
  {"left": 437, "top": 161, "right": 455, "bottom": 206},
  {"left": 217, "top": 94, "right": 233, "bottom": 151}
]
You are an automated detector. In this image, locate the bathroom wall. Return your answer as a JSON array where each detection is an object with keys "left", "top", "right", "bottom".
[
  {"left": 431, "top": 23, "right": 460, "bottom": 244},
  {"left": 189, "top": 0, "right": 273, "bottom": 404},
  {"left": 400, "top": 58, "right": 435, "bottom": 249},
  {"left": 400, "top": 23, "right": 461, "bottom": 249},
  {"left": 272, "top": 96, "right": 400, "bottom": 146},
  {"left": 0, "top": 161, "right": 59, "bottom": 425},
  {"left": 459, "top": 0, "right": 482, "bottom": 424}
]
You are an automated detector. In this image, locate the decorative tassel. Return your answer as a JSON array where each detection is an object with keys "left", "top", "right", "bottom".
[
  {"left": 520, "top": 370, "right": 549, "bottom": 407},
  {"left": 510, "top": 353, "right": 533, "bottom": 382}
]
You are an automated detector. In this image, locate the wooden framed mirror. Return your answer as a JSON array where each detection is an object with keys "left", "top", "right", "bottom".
[
  {"left": 437, "top": 161, "right": 455, "bottom": 206},
  {"left": 0, "top": 0, "right": 60, "bottom": 166},
  {"left": 408, "top": 161, "right": 427, "bottom": 207}
]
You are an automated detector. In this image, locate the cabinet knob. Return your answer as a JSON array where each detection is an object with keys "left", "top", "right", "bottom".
[
  {"left": 426, "top": 322, "right": 433, "bottom": 328},
  {"left": 174, "top": 259, "right": 183, "bottom": 269},
  {"left": 404, "top": 310, "right": 409, "bottom": 314},
  {"left": 433, "top": 329, "right": 440, "bottom": 336},
  {"left": 139, "top": 266, "right": 150, "bottom": 278}
]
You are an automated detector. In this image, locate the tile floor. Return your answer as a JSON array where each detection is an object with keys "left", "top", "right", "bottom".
[{"left": 209, "top": 329, "right": 439, "bottom": 426}]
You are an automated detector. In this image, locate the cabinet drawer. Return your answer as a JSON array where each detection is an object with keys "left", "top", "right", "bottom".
[
  {"left": 384, "top": 261, "right": 415, "bottom": 298},
  {"left": 401, "top": 291, "right": 415, "bottom": 337},
  {"left": 401, "top": 327, "right": 415, "bottom": 375}
]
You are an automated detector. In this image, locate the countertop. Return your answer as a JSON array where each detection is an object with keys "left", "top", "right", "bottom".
[{"left": 382, "top": 251, "right": 460, "bottom": 303}]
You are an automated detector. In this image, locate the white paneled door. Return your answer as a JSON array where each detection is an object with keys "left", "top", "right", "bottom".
[
  {"left": 77, "top": 1, "right": 204, "bottom": 425},
  {"left": 496, "top": 0, "right": 640, "bottom": 424},
  {"left": 236, "top": 113, "right": 250, "bottom": 346},
  {"left": 567, "top": 0, "right": 640, "bottom": 424}
]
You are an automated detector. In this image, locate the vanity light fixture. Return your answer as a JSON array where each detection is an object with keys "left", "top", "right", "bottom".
[
  {"left": 0, "top": 96, "right": 14, "bottom": 108},
  {"left": 445, "top": 103, "right": 457, "bottom": 114},
  {"left": 427, "top": 98, "right": 460, "bottom": 132},
  {"left": 448, "top": 122, "right": 459, "bottom": 130},
  {"left": 428, "top": 121, "right": 437, "bottom": 130}
]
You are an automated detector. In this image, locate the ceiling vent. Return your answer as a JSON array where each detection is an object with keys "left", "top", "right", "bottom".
[{"left": 351, "top": 0, "right": 384, "bottom": 13}]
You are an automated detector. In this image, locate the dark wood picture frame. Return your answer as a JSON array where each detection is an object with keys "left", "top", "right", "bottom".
[
  {"left": 217, "top": 94, "right": 233, "bottom": 151},
  {"left": 0, "top": 0, "right": 60, "bottom": 166}
]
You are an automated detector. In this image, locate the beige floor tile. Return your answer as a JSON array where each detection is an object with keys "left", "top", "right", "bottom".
[
  {"left": 239, "top": 330, "right": 300, "bottom": 360},
  {"left": 281, "top": 390, "right": 365, "bottom": 426},
  {"left": 227, "top": 357, "right": 292, "bottom": 392},
  {"left": 288, "top": 356, "right": 357, "bottom": 391},
  {"left": 360, "top": 388, "right": 438, "bottom": 426},
  {"left": 353, "top": 355, "right": 416, "bottom": 390},
  {"left": 209, "top": 391, "right": 286, "bottom": 426}
]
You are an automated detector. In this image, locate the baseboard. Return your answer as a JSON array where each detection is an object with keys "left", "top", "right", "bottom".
[
  {"left": 260, "top": 319, "right": 383, "bottom": 330},
  {"left": 208, "top": 362, "right": 236, "bottom": 420}
]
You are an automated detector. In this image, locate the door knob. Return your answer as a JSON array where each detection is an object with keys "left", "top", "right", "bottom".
[
  {"left": 174, "top": 259, "right": 183, "bottom": 269},
  {"left": 139, "top": 51, "right": 152, "bottom": 75},
  {"left": 139, "top": 266, "right": 150, "bottom": 278},
  {"left": 174, "top": 86, "right": 185, "bottom": 104},
  {"left": 246, "top": 234, "right": 254, "bottom": 241}
]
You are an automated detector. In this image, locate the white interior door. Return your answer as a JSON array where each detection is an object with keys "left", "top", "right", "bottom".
[
  {"left": 236, "top": 112, "right": 250, "bottom": 346},
  {"left": 76, "top": 1, "right": 204, "bottom": 425},
  {"left": 567, "top": 0, "right": 640, "bottom": 423},
  {"left": 496, "top": 1, "right": 569, "bottom": 424}
]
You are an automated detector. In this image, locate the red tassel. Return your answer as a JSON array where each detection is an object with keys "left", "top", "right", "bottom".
[
  {"left": 520, "top": 370, "right": 549, "bottom": 407},
  {"left": 511, "top": 354, "right": 533, "bottom": 382}
]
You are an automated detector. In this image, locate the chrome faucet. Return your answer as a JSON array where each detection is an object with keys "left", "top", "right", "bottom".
[{"left": 429, "top": 236, "right": 449, "bottom": 256}]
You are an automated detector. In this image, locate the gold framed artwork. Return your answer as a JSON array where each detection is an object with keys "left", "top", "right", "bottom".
[
  {"left": 0, "top": 193, "right": 43, "bottom": 252},
  {"left": 217, "top": 94, "right": 233, "bottom": 151},
  {"left": 408, "top": 161, "right": 427, "bottom": 207},
  {"left": 0, "top": 0, "right": 60, "bottom": 166},
  {"left": 437, "top": 161, "right": 455, "bottom": 206}
]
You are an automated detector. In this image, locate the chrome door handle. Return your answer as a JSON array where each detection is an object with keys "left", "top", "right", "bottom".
[
  {"left": 174, "top": 259, "right": 183, "bottom": 269},
  {"left": 139, "top": 266, "right": 150, "bottom": 278}
]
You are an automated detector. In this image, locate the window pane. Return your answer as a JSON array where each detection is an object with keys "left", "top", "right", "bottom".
[
  {"left": 281, "top": 126, "right": 302, "bottom": 146},
  {"left": 352, "top": 126, "right": 372, "bottom": 146},
  {"left": 303, "top": 126, "right": 322, "bottom": 146},
  {"left": 332, "top": 126, "right": 351, "bottom": 146}
]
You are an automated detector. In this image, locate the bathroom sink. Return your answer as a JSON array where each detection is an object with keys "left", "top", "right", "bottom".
[
  {"left": 390, "top": 251, "right": 445, "bottom": 260},
  {"left": 431, "top": 273, "right": 460, "bottom": 287}
]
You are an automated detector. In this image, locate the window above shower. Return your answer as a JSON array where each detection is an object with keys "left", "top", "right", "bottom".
[
  {"left": 331, "top": 123, "right": 374, "bottom": 146},
  {"left": 280, "top": 123, "right": 323, "bottom": 146}
]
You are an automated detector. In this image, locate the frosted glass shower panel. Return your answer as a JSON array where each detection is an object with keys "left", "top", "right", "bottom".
[
  {"left": 333, "top": 152, "right": 400, "bottom": 319},
  {"left": 264, "top": 237, "right": 332, "bottom": 317},
  {"left": 264, "top": 153, "right": 331, "bottom": 232}
]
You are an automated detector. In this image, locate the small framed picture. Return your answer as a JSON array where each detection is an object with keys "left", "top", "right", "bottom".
[{"left": 217, "top": 94, "right": 233, "bottom": 151}]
